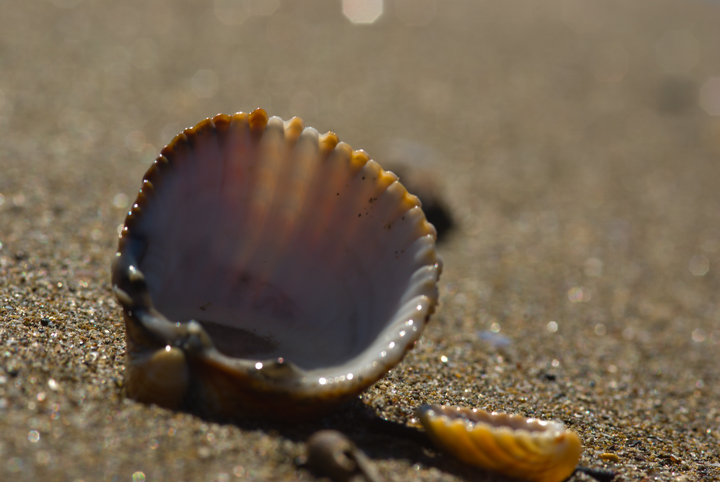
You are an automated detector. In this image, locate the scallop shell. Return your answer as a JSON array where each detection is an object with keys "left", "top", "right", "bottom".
[
  {"left": 416, "top": 405, "right": 582, "bottom": 482},
  {"left": 111, "top": 109, "right": 442, "bottom": 419}
]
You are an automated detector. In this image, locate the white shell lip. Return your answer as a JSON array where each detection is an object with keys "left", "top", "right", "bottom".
[
  {"left": 417, "top": 405, "right": 568, "bottom": 434},
  {"left": 111, "top": 109, "right": 443, "bottom": 418}
]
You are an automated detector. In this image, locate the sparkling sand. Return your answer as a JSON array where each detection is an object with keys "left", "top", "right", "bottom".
[{"left": 1, "top": 1, "right": 720, "bottom": 480}]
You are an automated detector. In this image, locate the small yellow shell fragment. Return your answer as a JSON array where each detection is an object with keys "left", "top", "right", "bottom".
[
  {"left": 599, "top": 452, "right": 620, "bottom": 463},
  {"left": 417, "top": 405, "right": 582, "bottom": 482}
]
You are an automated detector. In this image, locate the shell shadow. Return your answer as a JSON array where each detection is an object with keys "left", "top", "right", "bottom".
[{"left": 164, "top": 395, "right": 531, "bottom": 482}]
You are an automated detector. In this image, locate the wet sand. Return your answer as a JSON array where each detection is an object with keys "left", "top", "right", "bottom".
[{"left": 1, "top": 0, "right": 720, "bottom": 480}]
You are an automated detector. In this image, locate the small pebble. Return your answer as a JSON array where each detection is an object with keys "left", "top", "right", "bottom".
[
  {"left": 599, "top": 453, "right": 620, "bottom": 463},
  {"left": 306, "top": 430, "right": 383, "bottom": 482}
]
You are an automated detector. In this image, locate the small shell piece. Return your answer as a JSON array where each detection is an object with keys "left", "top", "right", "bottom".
[
  {"left": 305, "top": 430, "right": 383, "bottom": 482},
  {"left": 416, "top": 405, "right": 582, "bottom": 482}
]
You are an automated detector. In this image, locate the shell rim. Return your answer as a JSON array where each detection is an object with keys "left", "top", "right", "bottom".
[{"left": 112, "top": 108, "right": 444, "bottom": 406}]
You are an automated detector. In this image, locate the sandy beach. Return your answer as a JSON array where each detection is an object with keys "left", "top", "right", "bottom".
[{"left": 1, "top": 0, "right": 720, "bottom": 480}]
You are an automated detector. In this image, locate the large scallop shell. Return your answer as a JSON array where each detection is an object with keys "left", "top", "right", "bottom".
[
  {"left": 417, "top": 405, "right": 582, "bottom": 482},
  {"left": 111, "top": 109, "right": 442, "bottom": 419}
]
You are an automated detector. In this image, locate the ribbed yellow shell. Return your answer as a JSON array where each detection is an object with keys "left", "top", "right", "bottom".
[{"left": 417, "top": 405, "right": 582, "bottom": 482}]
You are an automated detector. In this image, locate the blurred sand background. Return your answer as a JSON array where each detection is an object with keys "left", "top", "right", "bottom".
[{"left": 1, "top": 0, "right": 720, "bottom": 480}]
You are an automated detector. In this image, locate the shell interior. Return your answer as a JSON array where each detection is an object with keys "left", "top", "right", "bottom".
[
  {"left": 113, "top": 109, "right": 442, "bottom": 417},
  {"left": 417, "top": 405, "right": 582, "bottom": 482}
]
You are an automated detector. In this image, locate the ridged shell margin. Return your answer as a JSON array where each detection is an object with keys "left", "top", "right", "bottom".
[{"left": 417, "top": 405, "right": 582, "bottom": 482}]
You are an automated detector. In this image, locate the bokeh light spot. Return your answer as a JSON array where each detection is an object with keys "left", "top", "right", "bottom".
[
  {"left": 568, "top": 286, "right": 591, "bottom": 303},
  {"left": 7, "top": 458, "right": 23, "bottom": 473},
  {"left": 700, "top": 78, "right": 720, "bottom": 116},
  {"left": 191, "top": 70, "right": 219, "bottom": 99},
  {"left": 125, "top": 131, "right": 146, "bottom": 152},
  {"left": 689, "top": 254, "right": 709, "bottom": 276},
  {"left": 692, "top": 328, "right": 707, "bottom": 343},
  {"left": 113, "top": 193, "right": 129, "bottom": 209},
  {"left": 343, "top": 0, "right": 383, "bottom": 24}
]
